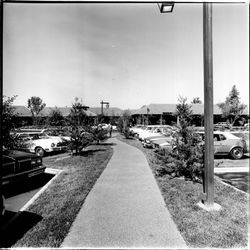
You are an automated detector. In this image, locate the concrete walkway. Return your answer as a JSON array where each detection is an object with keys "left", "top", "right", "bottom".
[{"left": 61, "top": 138, "right": 187, "bottom": 248}]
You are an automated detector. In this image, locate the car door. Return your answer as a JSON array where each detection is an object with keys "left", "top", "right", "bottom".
[
  {"left": 214, "top": 134, "right": 229, "bottom": 154},
  {"left": 213, "top": 134, "right": 221, "bottom": 154}
]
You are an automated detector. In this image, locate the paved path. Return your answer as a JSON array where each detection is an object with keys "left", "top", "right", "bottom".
[{"left": 61, "top": 138, "right": 187, "bottom": 248}]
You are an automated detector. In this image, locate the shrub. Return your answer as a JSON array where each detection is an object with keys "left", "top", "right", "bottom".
[
  {"left": 123, "top": 126, "right": 133, "bottom": 139},
  {"left": 2, "top": 96, "right": 18, "bottom": 149},
  {"left": 92, "top": 126, "right": 108, "bottom": 144},
  {"left": 68, "top": 127, "right": 94, "bottom": 155},
  {"left": 155, "top": 97, "right": 204, "bottom": 183}
]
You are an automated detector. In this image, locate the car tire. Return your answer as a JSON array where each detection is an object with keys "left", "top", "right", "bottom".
[
  {"left": 230, "top": 147, "right": 244, "bottom": 160},
  {"left": 35, "top": 147, "right": 45, "bottom": 157}
]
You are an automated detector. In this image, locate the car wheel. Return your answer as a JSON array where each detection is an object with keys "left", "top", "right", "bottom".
[
  {"left": 35, "top": 147, "right": 45, "bottom": 157},
  {"left": 230, "top": 147, "right": 243, "bottom": 160}
]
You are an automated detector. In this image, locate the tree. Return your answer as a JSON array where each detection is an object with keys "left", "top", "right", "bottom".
[
  {"left": 155, "top": 96, "right": 204, "bottom": 183},
  {"left": 191, "top": 97, "right": 202, "bottom": 104},
  {"left": 2, "top": 95, "right": 17, "bottom": 148},
  {"left": 67, "top": 98, "right": 93, "bottom": 155},
  {"left": 68, "top": 97, "right": 88, "bottom": 127},
  {"left": 217, "top": 85, "right": 246, "bottom": 125},
  {"left": 176, "top": 96, "right": 193, "bottom": 132},
  {"left": 118, "top": 110, "right": 132, "bottom": 138},
  {"left": 47, "top": 108, "right": 65, "bottom": 127},
  {"left": 27, "top": 96, "right": 46, "bottom": 126}
]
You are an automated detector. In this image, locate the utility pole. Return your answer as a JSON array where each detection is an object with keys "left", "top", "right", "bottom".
[
  {"left": 0, "top": 0, "right": 3, "bottom": 216},
  {"left": 202, "top": 2, "right": 220, "bottom": 211},
  {"left": 100, "top": 100, "right": 109, "bottom": 116}
]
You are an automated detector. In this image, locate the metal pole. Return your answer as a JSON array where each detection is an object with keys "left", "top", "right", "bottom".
[
  {"left": 203, "top": 2, "right": 214, "bottom": 207},
  {"left": 0, "top": 0, "right": 3, "bottom": 215}
]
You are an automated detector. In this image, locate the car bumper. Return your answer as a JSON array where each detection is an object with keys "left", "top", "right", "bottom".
[
  {"left": 2, "top": 166, "right": 46, "bottom": 185},
  {"left": 49, "top": 146, "right": 68, "bottom": 152}
]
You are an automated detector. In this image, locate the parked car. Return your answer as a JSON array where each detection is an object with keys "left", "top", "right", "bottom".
[
  {"left": 17, "top": 133, "right": 69, "bottom": 157},
  {"left": 151, "top": 137, "right": 174, "bottom": 150},
  {"left": 138, "top": 125, "right": 173, "bottom": 141},
  {"left": 129, "top": 125, "right": 145, "bottom": 136},
  {"left": 2, "top": 149, "right": 46, "bottom": 186},
  {"left": 142, "top": 132, "right": 173, "bottom": 148},
  {"left": 230, "top": 131, "right": 249, "bottom": 152},
  {"left": 197, "top": 131, "right": 248, "bottom": 159},
  {"left": 214, "top": 122, "right": 231, "bottom": 130}
]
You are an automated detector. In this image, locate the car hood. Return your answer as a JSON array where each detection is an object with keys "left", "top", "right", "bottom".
[{"left": 3, "top": 150, "right": 39, "bottom": 160}]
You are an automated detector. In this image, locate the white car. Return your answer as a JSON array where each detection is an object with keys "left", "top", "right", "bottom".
[
  {"left": 137, "top": 125, "right": 172, "bottom": 141},
  {"left": 129, "top": 125, "right": 145, "bottom": 136},
  {"left": 21, "top": 134, "right": 68, "bottom": 157},
  {"left": 143, "top": 134, "right": 174, "bottom": 148},
  {"left": 197, "top": 131, "right": 248, "bottom": 159}
]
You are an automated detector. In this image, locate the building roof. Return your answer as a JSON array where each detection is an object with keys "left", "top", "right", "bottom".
[
  {"left": 131, "top": 103, "right": 240, "bottom": 115},
  {"left": 89, "top": 107, "right": 123, "bottom": 116},
  {"left": 13, "top": 106, "right": 97, "bottom": 117},
  {"left": 12, "top": 104, "right": 249, "bottom": 117},
  {"left": 13, "top": 106, "right": 32, "bottom": 117}
]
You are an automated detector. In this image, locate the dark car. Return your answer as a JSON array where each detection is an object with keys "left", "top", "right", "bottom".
[
  {"left": 214, "top": 122, "right": 232, "bottom": 130},
  {"left": 2, "top": 149, "right": 46, "bottom": 186}
]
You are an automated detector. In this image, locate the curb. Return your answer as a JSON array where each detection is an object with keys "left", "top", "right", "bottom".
[{"left": 20, "top": 168, "right": 63, "bottom": 212}]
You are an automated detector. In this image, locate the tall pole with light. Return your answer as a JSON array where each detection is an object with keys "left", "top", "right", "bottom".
[
  {"left": 0, "top": 0, "right": 3, "bottom": 217},
  {"left": 203, "top": 2, "right": 215, "bottom": 209},
  {"left": 158, "top": 1, "right": 220, "bottom": 210}
]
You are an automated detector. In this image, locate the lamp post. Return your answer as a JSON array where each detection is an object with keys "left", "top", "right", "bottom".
[
  {"left": 202, "top": 2, "right": 220, "bottom": 210},
  {"left": 0, "top": 0, "right": 3, "bottom": 217},
  {"left": 159, "top": 2, "right": 220, "bottom": 211}
]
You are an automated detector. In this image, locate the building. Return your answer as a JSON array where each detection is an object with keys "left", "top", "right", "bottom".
[{"left": 131, "top": 103, "right": 249, "bottom": 126}]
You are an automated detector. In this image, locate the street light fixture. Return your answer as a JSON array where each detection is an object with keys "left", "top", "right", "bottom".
[{"left": 158, "top": 2, "right": 174, "bottom": 13}]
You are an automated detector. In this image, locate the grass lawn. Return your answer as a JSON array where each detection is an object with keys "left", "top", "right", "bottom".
[
  {"left": 12, "top": 143, "right": 113, "bottom": 248},
  {"left": 117, "top": 133, "right": 249, "bottom": 248}
]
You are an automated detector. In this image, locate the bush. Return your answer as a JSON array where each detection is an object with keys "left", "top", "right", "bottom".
[
  {"left": 155, "top": 97, "right": 204, "bottom": 183},
  {"left": 155, "top": 129, "right": 204, "bottom": 183},
  {"left": 92, "top": 126, "right": 108, "bottom": 144},
  {"left": 68, "top": 127, "right": 94, "bottom": 155},
  {"left": 123, "top": 127, "right": 133, "bottom": 139}
]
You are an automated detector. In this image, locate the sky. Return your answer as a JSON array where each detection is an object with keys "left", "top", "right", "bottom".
[{"left": 3, "top": 1, "right": 249, "bottom": 110}]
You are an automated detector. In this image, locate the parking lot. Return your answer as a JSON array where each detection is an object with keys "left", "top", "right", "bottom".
[
  {"left": 214, "top": 154, "right": 249, "bottom": 192},
  {"left": 3, "top": 169, "right": 56, "bottom": 213}
]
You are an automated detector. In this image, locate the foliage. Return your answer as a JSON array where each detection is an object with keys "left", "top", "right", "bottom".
[
  {"left": 67, "top": 98, "right": 104, "bottom": 154},
  {"left": 92, "top": 126, "right": 108, "bottom": 144},
  {"left": 191, "top": 97, "right": 202, "bottom": 104},
  {"left": 118, "top": 110, "right": 132, "bottom": 138},
  {"left": 68, "top": 97, "right": 88, "bottom": 126},
  {"left": 46, "top": 108, "right": 65, "bottom": 127},
  {"left": 27, "top": 96, "right": 46, "bottom": 125},
  {"left": 2, "top": 96, "right": 18, "bottom": 148},
  {"left": 155, "top": 96, "right": 204, "bottom": 182},
  {"left": 217, "top": 85, "right": 246, "bottom": 125},
  {"left": 67, "top": 98, "right": 89, "bottom": 154},
  {"left": 68, "top": 127, "right": 94, "bottom": 155}
]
